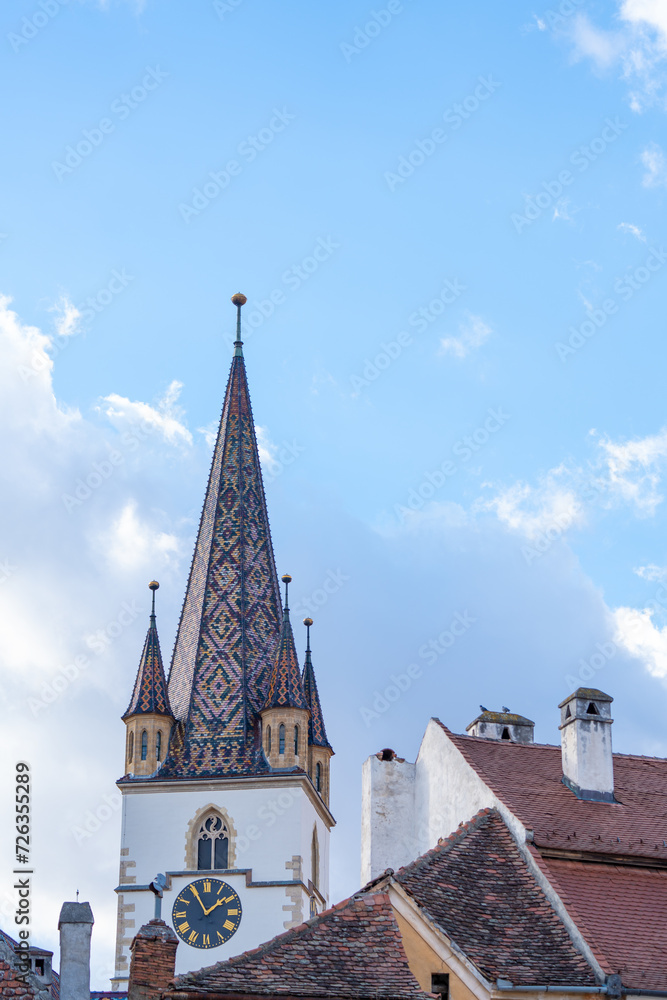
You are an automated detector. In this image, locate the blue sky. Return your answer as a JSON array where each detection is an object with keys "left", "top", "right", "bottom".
[{"left": 2, "top": 0, "right": 667, "bottom": 987}]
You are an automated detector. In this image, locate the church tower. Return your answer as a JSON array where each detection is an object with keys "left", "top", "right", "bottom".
[{"left": 112, "top": 296, "right": 334, "bottom": 987}]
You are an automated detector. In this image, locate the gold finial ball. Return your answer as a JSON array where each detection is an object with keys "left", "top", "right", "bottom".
[
  {"left": 149, "top": 580, "right": 160, "bottom": 591},
  {"left": 231, "top": 293, "right": 247, "bottom": 307},
  {"left": 303, "top": 617, "right": 313, "bottom": 627},
  {"left": 281, "top": 573, "right": 292, "bottom": 584}
]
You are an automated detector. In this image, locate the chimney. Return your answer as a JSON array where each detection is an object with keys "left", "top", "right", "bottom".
[
  {"left": 361, "top": 749, "right": 416, "bottom": 885},
  {"left": 466, "top": 709, "right": 534, "bottom": 743},
  {"left": 128, "top": 920, "right": 178, "bottom": 1000},
  {"left": 559, "top": 687, "right": 615, "bottom": 802},
  {"left": 58, "top": 902, "right": 94, "bottom": 1000}
]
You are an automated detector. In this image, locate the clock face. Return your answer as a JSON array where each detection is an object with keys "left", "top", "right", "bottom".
[{"left": 171, "top": 878, "right": 242, "bottom": 949}]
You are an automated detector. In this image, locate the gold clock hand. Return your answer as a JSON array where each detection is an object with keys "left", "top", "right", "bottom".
[{"left": 190, "top": 885, "right": 207, "bottom": 913}]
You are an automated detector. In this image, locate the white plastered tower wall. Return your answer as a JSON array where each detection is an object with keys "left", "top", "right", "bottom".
[{"left": 112, "top": 774, "right": 332, "bottom": 987}]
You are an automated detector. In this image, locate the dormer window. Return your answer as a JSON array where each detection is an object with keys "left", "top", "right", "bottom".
[{"left": 501, "top": 727, "right": 511, "bottom": 740}]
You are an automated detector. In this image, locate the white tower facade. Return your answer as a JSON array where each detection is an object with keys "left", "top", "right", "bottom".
[{"left": 112, "top": 297, "right": 334, "bottom": 987}]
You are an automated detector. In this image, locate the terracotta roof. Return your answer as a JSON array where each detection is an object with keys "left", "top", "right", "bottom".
[
  {"left": 394, "top": 810, "right": 596, "bottom": 987},
  {"left": 441, "top": 723, "right": 667, "bottom": 862},
  {"left": 302, "top": 644, "right": 331, "bottom": 750},
  {"left": 160, "top": 347, "right": 283, "bottom": 779},
  {"left": 539, "top": 856, "right": 667, "bottom": 989},
  {"left": 123, "top": 611, "right": 172, "bottom": 719},
  {"left": 167, "top": 893, "right": 431, "bottom": 999},
  {"left": 263, "top": 609, "right": 307, "bottom": 711}
]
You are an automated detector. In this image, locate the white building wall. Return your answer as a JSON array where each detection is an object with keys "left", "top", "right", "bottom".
[
  {"left": 113, "top": 776, "right": 331, "bottom": 983},
  {"left": 360, "top": 756, "right": 416, "bottom": 884}
]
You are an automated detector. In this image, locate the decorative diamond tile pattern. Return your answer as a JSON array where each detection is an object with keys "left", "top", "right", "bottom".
[
  {"left": 263, "top": 610, "right": 307, "bottom": 710},
  {"left": 302, "top": 647, "right": 331, "bottom": 748},
  {"left": 123, "top": 617, "right": 172, "bottom": 718},
  {"left": 161, "top": 353, "right": 283, "bottom": 778}
]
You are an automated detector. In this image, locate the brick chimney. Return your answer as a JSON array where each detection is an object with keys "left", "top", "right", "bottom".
[
  {"left": 559, "top": 687, "right": 615, "bottom": 802},
  {"left": 58, "top": 902, "right": 94, "bottom": 1000},
  {"left": 128, "top": 920, "right": 178, "bottom": 1000}
]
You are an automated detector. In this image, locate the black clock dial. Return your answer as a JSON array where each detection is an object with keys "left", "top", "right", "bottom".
[{"left": 171, "top": 878, "right": 242, "bottom": 949}]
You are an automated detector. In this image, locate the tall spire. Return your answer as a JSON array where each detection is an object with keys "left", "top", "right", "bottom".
[
  {"left": 263, "top": 575, "right": 308, "bottom": 710},
  {"left": 123, "top": 582, "right": 172, "bottom": 719},
  {"left": 162, "top": 295, "right": 282, "bottom": 778},
  {"left": 301, "top": 618, "right": 332, "bottom": 749}
]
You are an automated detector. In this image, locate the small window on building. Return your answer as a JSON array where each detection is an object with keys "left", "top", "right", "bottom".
[
  {"left": 294, "top": 725, "right": 299, "bottom": 755},
  {"left": 34, "top": 960, "right": 45, "bottom": 977},
  {"left": 279, "top": 724, "right": 285, "bottom": 754},
  {"left": 128, "top": 731, "right": 134, "bottom": 764},
  {"left": 266, "top": 725, "right": 271, "bottom": 754},
  {"left": 586, "top": 702, "right": 599, "bottom": 715},
  {"left": 431, "top": 974, "right": 449, "bottom": 1000},
  {"left": 197, "top": 814, "right": 229, "bottom": 870},
  {"left": 501, "top": 727, "right": 511, "bottom": 740},
  {"left": 565, "top": 705, "right": 572, "bottom": 719},
  {"left": 156, "top": 730, "right": 162, "bottom": 761},
  {"left": 141, "top": 730, "right": 148, "bottom": 761},
  {"left": 315, "top": 762, "right": 322, "bottom": 792}
]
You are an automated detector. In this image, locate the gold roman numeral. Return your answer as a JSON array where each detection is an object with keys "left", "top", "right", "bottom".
[
  {"left": 217, "top": 931, "right": 225, "bottom": 942},
  {"left": 223, "top": 919, "right": 235, "bottom": 931},
  {"left": 202, "top": 934, "right": 210, "bottom": 947},
  {"left": 188, "top": 930, "right": 198, "bottom": 944},
  {"left": 174, "top": 911, "right": 186, "bottom": 918},
  {"left": 203, "top": 880, "right": 211, "bottom": 893},
  {"left": 227, "top": 908, "right": 238, "bottom": 915}
]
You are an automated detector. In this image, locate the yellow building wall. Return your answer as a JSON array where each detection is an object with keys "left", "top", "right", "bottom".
[{"left": 393, "top": 909, "right": 482, "bottom": 1000}]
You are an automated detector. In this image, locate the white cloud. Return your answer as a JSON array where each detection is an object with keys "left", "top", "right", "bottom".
[
  {"left": 440, "top": 313, "right": 492, "bottom": 359},
  {"left": 634, "top": 563, "right": 667, "bottom": 581},
  {"left": 641, "top": 142, "right": 667, "bottom": 186},
  {"left": 50, "top": 296, "right": 81, "bottom": 340},
  {"left": 197, "top": 419, "right": 218, "bottom": 449},
  {"left": 478, "top": 474, "right": 583, "bottom": 540},
  {"left": 99, "top": 380, "right": 193, "bottom": 447},
  {"left": 597, "top": 428, "right": 667, "bottom": 514},
  {"left": 618, "top": 221, "right": 647, "bottom": 240},
  {"left": 569, "top": 14, "right": 624, "bottom": 69},
  {"left": 552, "top": 198, "right": 576, "bottom": 223},
  {"left": 621, "top": 0, "right": 667, "bottom": 45},
  {"left": 614, "top": 605, "right": 667, "bottom": 677},
  {"left": 95, "top": 499, "right": 180, "bottom": 572}
]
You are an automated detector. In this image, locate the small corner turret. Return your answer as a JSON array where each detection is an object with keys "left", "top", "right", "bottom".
[
  {"left": 302, "top": 617, "right": 334, "bottom": 806},
  {"left": 122, "top": 581, "right": 174, "bottom": 778}
]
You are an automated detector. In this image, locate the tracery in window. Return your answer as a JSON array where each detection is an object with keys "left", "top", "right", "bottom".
[{"left": 197, "top": 813, "right": 230, "bottom": 870}]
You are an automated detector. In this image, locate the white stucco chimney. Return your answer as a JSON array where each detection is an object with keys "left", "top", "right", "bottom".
[
  {"left": 58, "top": 902, "right": 94, "bottom": 1000},
  {"left": 466, "top": 709, "right": 535, "bottom": 743},
  {"left": 559, "top": 688, "right": 615, "bottom": 802},
  {"left": 361, "top": 749, "right": 416, "bottom": 885}
]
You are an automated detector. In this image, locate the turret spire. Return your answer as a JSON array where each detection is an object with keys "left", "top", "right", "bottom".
[
  {"left": 301, "top": 618, "right": 332, "bottom": 750},
  {"left": 123, "top": 582, "right": 172, "bottom": 720},
  {"left": 262, "top": 575, "right": 308, "bottom": 711}
]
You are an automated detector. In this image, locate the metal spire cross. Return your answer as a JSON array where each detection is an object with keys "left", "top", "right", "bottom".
[
  {"left": 149, "top": 580, "right": 159, "bottom": 620},
  {"left": 281, "top": 573, "right": 292, "bottom": 612},
  {"left": 304, "top": 617, "right": 313, "bottom": 652}
]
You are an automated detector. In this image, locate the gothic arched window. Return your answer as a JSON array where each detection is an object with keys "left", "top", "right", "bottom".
[
  {"left": 315, "top": 762, "right": 322, "bottom": 792},
  {"left": 279, "top": 724, "right": 285, "bottom": 755},
  {"left": 128, "top": 731, "right": 134, "bottom": 764},
  {"left": 156, "top": 730, "right": 162, "bottom": 761},
  {"left": 141, "top": 730, "right": 148, "bottom": 761},
  {"left": 197, "top": 814, "right": 229, "bottom": 870},
  {"left": 312, "top": 826, "right": 320, "bottom": 890},
  {"left": 294, "top": 725, "right": 299, "bottom": 755},
  {"left": 266, "top": 725, "right": 271, "bottom": 754}
]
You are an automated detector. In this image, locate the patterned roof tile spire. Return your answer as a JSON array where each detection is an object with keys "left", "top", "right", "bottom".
[
  {"left": 263, "top": 575, "right": 308, "bottom": 710},
  {"left": 123, "top": 582, "right": 172, "bottom": 719},
  {"left": 160, "top": 295, "right": 283, "bottom": 778},
  {"left": 302, "top": 618, "right": 331, "bottom": 749}
]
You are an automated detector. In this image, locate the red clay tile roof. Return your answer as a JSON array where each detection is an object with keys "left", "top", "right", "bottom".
[
  {"left": 539, "top": 857, "right": 667, "bottom": 990},
  {"left": 440, "top": 724, "right": 667, "bottom": 862},
  {"left": 167, "top": 893, "right": 431, "bottom": 999},
  {"left": 394, "top": 810, "right": 596, "bottom": 987}
]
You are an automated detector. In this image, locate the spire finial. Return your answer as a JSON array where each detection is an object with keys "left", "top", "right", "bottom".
[
  {"left": 303, "top": 617, "right": 313, "bottom": 653},
  {"left": 231, "top": 293, "right": 247, "bottom": 357},
  {"left": 281, "top": 573, "right": 292, "bottom": 612},
  {"left": 149, "top": 580, "right": 159, "bottom": 619}
]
